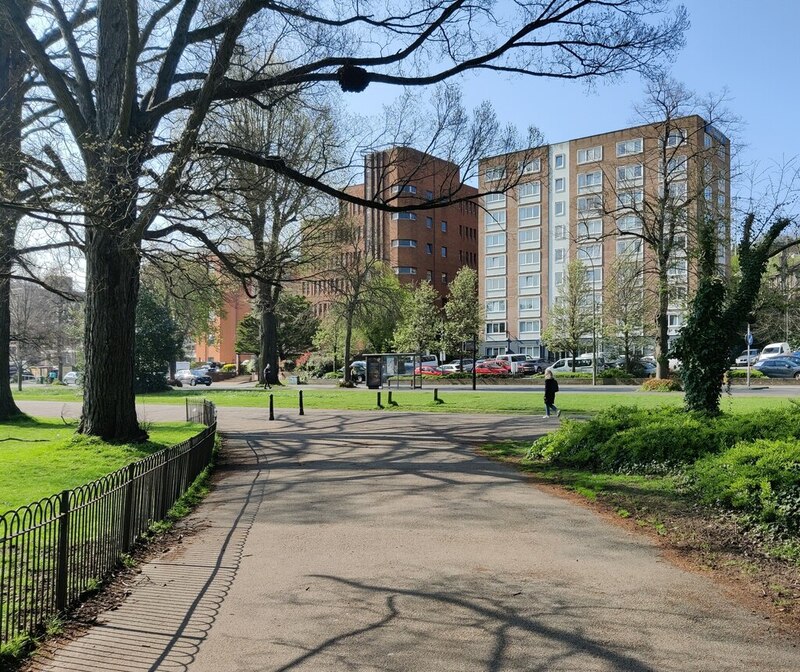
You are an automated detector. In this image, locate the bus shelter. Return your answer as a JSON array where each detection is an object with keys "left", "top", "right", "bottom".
[{"left": 363, "top": 353, "right": 426, "bottom": 389}]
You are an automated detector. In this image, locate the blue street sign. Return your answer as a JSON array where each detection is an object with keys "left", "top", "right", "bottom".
[{"left": 747, "top": 333, "right": 753, "bottom": 346}]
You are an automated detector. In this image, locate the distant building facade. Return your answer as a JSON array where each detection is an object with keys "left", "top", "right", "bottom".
[{"left": 478, "top": 116, "right": 731, "bottom": 358}]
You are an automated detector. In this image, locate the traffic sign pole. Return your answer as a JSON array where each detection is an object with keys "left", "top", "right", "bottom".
[{"left": 746, "top": 324, "right": 751, "bottom": 389}]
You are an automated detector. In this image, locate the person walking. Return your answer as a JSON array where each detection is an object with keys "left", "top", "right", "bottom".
[
  {"left": 543, "top": 369, "right": 561, "bottom": 419},
  {"left": 263, "top": 362, "right": 271, "bottom": 389}
]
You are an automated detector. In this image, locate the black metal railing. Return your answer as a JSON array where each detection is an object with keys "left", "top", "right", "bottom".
[
  {"left": 186, "top": 398, "right": 216, "bottom": 426},
  {"left": 0, "top": 404, "right": 217, "bottom": 648}
]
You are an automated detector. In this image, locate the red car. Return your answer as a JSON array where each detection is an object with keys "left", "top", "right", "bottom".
[
  {"left": 474, "top": 360, "right": 510, "bottom": 375},
  {"left": 414, "top": 364, "right": 443, "bottom": 376}
]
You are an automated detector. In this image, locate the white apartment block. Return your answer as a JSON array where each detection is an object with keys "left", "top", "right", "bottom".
[{"left": 478, "top": 116, "right": 731, "bottom": 359}]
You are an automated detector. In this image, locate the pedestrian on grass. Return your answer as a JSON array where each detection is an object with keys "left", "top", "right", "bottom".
[
  {"left": 263, "top": 362, "right": 271, "bottom": 389},
  {"left": 543, "top": 369, "right": 561, "bottom": 419}
]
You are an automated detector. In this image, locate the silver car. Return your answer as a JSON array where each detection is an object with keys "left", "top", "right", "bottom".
[{"left": 735, "top": 349, "right": 759, "bottom": 366}]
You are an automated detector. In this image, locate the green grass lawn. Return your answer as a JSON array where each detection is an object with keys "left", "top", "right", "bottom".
[
  {"left": 13, "top": 384, "right": 795, "bottom": 415},
  {"left": 0, "top": 417, "right": 203, "bottom": 513}
]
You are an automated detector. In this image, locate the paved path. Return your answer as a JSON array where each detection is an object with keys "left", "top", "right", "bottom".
[{"left": 22, "top": 404, "right": 800, "bottom": 671}]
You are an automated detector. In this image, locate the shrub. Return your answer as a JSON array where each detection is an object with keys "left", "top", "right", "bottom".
[
  {"left": 691, "top": 440, "right": 800, "bottom": 532},
  {"left": 323, "top": 371, "right": 341, "bottom": 380},
  {"left": 600, "top": 368, "right": 635, "bottom": 379},
  {"left": 221, "top": 364, "right": 237, "bottom": 373},
  {"left": 530, "top": 405, "right": 800, "bottom": 474},
  {"left": 728, "top": 369, "right": 765, "bottom": 379},
  {"left": 640, "top": 377, "right": 682, "bottom": 392}
]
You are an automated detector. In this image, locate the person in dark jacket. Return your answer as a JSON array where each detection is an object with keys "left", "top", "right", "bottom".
[{"left": 543, "top": 369, "right": 561, "bottom": 418}]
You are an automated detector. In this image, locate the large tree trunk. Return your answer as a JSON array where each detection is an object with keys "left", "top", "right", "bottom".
[
  {"left": 0, "top": 5, "right": 28, "bottom": 419},
  {"left": 257, "top": 280, "right": 280, "bottom": 385},
  {"left": 78, "top": 226, "right": 145, "bottom": 441}
]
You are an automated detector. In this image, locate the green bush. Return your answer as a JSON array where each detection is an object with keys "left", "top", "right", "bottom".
[
  {"left": 691, "top": 440, "right": 800, "bottom": 532},
  {"left": 600, "top": 368, "right": 635, "bottom": 379},
  {"left": 640, "top": 377, "right": 682, "bottom": 392},
  {"left": 323, "top": 371, "right": 341, "bottom": 380},
  {"left": 530, "top": 405, "right": 800, "bottom": 473},
  {"left": 221, "top": 364, "right": 237, "bottom": 373},
  {"left": 728, "top": 369, "right": 765, "bottom": 379}
]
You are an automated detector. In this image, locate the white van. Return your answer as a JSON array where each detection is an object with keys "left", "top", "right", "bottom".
[
  {"left": 758, "top": 342, "right": 791, "bottom": 361},
  {"left": 548, "top": 355, "right": 597, "bottom": 374}
]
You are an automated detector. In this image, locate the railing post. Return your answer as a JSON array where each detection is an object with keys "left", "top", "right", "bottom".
[
  {"left": 185, "top": 397, "right": 189, "bottom": 422},
  {"left": 122, "top": 464, "right": 136, "bottom": 553},
  {"left": 56, "top": 490, "right": 70, "bottom": 612},
  {"left": 159, "top": 452, "right": 171, "bottom": 519}
]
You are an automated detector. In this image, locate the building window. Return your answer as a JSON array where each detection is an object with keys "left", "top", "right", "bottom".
[
  {"left": 486, "top": 233, "right": 506, "bottom": 249},
  {"left": 578, "top": 243, "right": 602, "bottom": 262},
  {"left": 616, "top": 138, "right": 643, "bottom": 157},
  {"left": 484, "top": 210, "right": 506, "bottom": 227},
  {"left": 668, "top": 313, "right": 683, "bottom": 329},
  {"left": 554, "top": 153, "right": 565, "bottom": 169},
  {"left": 665, "top": 155, "right": 688, "bottom": 178},
  {"left": 485, "top": 167, "right": 506, "bottom": 182},
  {"left": 617, "top": 238, "right": 642, "bottom": 258},
  {"left": 577, "top": 146, "right": 603, "bottom": 164},
  {"left": 577, "top": 218, "right": 602, "bottom": 239},
  {"left": 392, "top": 184, "right": 417, "bottom": 195},
  {"left": 519, "top": 251, "right": 541, "bottom": 271},
  {"left": 616, "top": 189, "right": 643, "bottom": 209},
  {"left": 519, "top": 297, "right": 541, "bottom": 315},
  {"left": 519, "top": 158, "right": 541, "bottom": 174},
  {"left": 665, "top": 128, "right": 687, "bottom": 148},
  {"left": 554, "top": 248, "right": 566, "bottom": 263},
  {"left": 426, "top": 216, "right": 433, "bottom": 228},
  {"left": 518, "top": 228, "right": 541, "bottom": 248},
  {"left": 441, "top": 246, "right": 447, "bottom": 258},
  {"left": 425, "top": 243, "right": 433, "bottom": 254},
  {"left": 617, "top": 163, "right": 644, "bottom": 186},
  {"left": 554, "top": 271, "right": 564, "bottom": 286},
  {"left": 617, "top": 214, "right": 642, "bottom": 233},
  {"left": 486, "top": 192, "right": 506, "bottom": 207},
  {"left": 554, "top": 224, "right": 566, "bottom": 240},
  {"left": 704, "top": 132, "right": 713, "bottom": 148},
  {"left": 486, "top": 299, "right": 506, "bottom": 313},
  {"left": 517, "top": 181, "right": 541, "bottom": 202},
  {"left": 441, "top": 272, "right": 448, "bottom": 285},
  {"left": 391, "top": 239, "right": 417, "bottom": 248},
  {"left": 394, "top": 266, "right": 417, "bottom": 275},
  {"left": 577, "top": 170, "right": 602, "bottom": 193},
  {"left": 519, "top": 274, "right": 541, "bottom": 291},
  {"left": 391, "top": 211, "right": 417, "bottom": 220},
  {"left": 426, "top": 270, "right": 433, "bottom": 281},
  {"left": 519, "top": 320, "right": 541, "bottom": 335},
  {"left": 554, "top": 177, "right": 565, "bottom": 192},
  {"left": 441, "top": 220, "right": 447, "bottom": 232},
  {"left": 668, "top": 259, "right": 688, "bottom": 278},
  {"left": 425, "top": 190, "right": 434, "bottom": 200},
  {"left": 577, "top": 195, "right": 602, "bottom": 213},
  {"left": 585, "top": 267, "right": 603, "bottom": 285},
  {"left": 485, "top": 277, "right": 506, "bottom": 293},
  {"left": 485, "top": 254, "right": 506, "bottom": 270},
  {"left": 554, "top": 200, "right": 566, "bottom": 216},
  {"left": 486, "top": 322, "right": 506, "bottom": 335},
  {"left": 518, "top": 205, "right": 540, "bottom": 223}
]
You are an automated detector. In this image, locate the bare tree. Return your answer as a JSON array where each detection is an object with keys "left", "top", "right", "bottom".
[
  {"left": 597, "top": 77, "right": 736, "bottom": 378},
  {"left": 604, "top": 258, "right": 655, "bottom": 373},
  {"left": 1, "top": 0, "right": 688, "bottom": 440}
]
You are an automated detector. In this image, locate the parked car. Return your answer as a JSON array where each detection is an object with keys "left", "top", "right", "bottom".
[
  {"left": 62, "top": 371, "right": 82, "bottom": 385},
  {"left": 494, "top": 353, "right": 532, "bottom": 375},
  {"left": 758, "top": 342, "right": 792, "bottom": 361},
  {"left": 523, "top": 357, "right": 548, "bottom": 374},
  {"left": 474, "top": 360, "right": 510, "bottom": 375},
  {"left": 175, "top": 369, "right": 213, "bottom": 386},
  {"left": 440, "top": 359, "right": 474, "bottom": 373},
  {"left": 735, "top": 349, "right": 760, "bottom": 366},
  {"left": 337, "top": 360, "right": 366, "bottom": 382},
  {"left": 414, "top": 364, "right": 443, "bottom": 376},
  {"left": 753, "top": 357, "right": 800, "bottom": 379}
]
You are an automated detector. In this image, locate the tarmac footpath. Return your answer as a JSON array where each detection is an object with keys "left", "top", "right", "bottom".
[{"left": 22, "top": 405, "right": 800, "bottom": 671}]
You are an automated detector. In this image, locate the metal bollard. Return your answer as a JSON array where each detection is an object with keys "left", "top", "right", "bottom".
[
  {"left": 269, "top": 393, "right": 274, "bottom": 421},
  {"left": 299, "top": 390, "right": 304, "bottom": 415},
  {"left": 388, "top": 390, "right": 393, "bottom": 406},
  {"left": 377, "top": 391, "right": 382, "bottom": 408},
  {"left": 434, "top": 388, "right": 439, "bottom": 402}
]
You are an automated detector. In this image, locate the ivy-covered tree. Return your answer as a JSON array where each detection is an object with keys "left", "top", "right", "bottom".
[
  {"left": 393, "top": 281, "right": 441, "bottom": 355},
  {"left": 134, "top": 287, "right": 182, "bottom": 393},
  {"left": 275, "top": 294, "right": 320, "bottom": 359},
  {"left": 235, "top": 313, "right": 260, "bottom": 358},
  {"left": 674, "top": 212, "right": 798, "bottom": 414}
]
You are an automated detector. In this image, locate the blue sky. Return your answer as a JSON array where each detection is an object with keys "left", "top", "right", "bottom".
[{"left": 344, "top": 1, "right": 797, "bottom": 192}]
